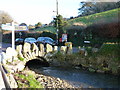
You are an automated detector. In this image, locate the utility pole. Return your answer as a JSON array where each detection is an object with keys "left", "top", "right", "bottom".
[
  {"left": 11, "top": 22, "right": 15, "bottom": 49},
  {"left": 56, "top": 0, "right": 59, "bottom": 45},
  {"left": 0, "top": 17, "right": 2, "bottom": 53}
]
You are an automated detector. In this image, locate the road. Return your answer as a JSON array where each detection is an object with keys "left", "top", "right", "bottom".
[{"left": 0, "top": 42, "right": 12, "bottom": 52}]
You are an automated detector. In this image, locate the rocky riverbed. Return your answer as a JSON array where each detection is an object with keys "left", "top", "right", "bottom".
[
  {"left": 36, "top": 73, "right": 74, "bottom": 88},
  {"left": 13, "top": 68, "right": 76, "bottom": 88}
]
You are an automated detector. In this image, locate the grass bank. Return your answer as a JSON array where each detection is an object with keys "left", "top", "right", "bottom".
[
  {"left": 68, "top": 8, "right": 120, "bottom": 25},
  {"left": 48, "top": 44, "right": 120, "bottom": 75}
]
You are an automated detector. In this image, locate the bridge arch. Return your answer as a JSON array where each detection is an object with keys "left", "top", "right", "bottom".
[{"left": 25, "top": 57, "right": 50, "bottom": 68}]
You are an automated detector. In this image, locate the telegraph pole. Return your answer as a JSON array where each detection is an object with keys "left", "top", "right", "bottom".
[
  {"left": 56, "top": 0, "right": 59, "bottom": 44},
  {"left": 12, "top": 22, "right": 15, "bottom": 49},
  {"left": 0, "top": 17, "right": 2, "bottom": 53}
]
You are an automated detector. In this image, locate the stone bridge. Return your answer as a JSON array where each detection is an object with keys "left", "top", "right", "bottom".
[
  {"left": 16, "top": 42, "right": 72, "bottom": 61},
  {"left": 1, "top": 42, "right": 73, "bottom": 72},
  {"left": 16, "top": 43, "right": 57, "bottom": 61}
]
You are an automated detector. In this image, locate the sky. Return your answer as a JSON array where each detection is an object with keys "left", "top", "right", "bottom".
[
  {"left": 1, "top": 0, "right": 118, "bottom": 25},
  {"left": 0, "top": 0, "right": 82, "bottom": 25}
]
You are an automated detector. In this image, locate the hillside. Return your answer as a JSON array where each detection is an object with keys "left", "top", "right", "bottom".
[
  {"left": 34, "top": 26, "right": 56, "bottom": 34},
  {"left": 33, "top": 8, "right": 119, "bottom": 33},
  {"left": 68, "top": 8, "right": 120, "bottom": 26}
]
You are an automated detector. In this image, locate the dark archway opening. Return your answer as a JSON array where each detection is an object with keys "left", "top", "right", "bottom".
[{"left": 25, "top": 58, "right": 50, "bottom": 69}]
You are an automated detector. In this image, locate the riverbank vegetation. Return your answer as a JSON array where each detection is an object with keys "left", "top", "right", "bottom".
[
  {"left": 48, "top": 43, "right": 120, "bottom": 75},
  {"left": 14, "top": 69, "right": 43, "bottom": 88}
]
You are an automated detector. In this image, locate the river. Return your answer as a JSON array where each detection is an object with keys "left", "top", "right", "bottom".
[{"left": 28, "top": 65, "right": 120, "bottom": 88}]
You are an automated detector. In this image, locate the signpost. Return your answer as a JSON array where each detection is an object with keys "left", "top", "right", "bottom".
[
  {"left": 62, "top": 34, "right": 67, "bottom": 42},
  {"left": 1, "top": 22, "right": 28, "bottom": 49}
]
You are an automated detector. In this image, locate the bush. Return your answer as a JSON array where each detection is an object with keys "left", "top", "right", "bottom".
[{"left": 98, "top": 44, "right": 120, "bottom": 57}]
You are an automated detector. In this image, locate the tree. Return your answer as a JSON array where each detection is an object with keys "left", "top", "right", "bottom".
[
  {"left": 35, "top": 22, "right": 42, "bottom": 29},
  {"left": 28, "top": 25, "right": 35, "bottom": 30},
  {"left": 78, "top": 2, "right": 95, "bottom": 16},
  {"left": 0, "top": 10, "right": 13, "bottom": 24},
  {"left": 66, "top": 22, "right": 87, "bottom": 46},
  {"left": 19, "top": 23, "right": 27, "bottom": 26},
  {"left": 78, "top": 2, "right": 119, "bottom": 17},
  {"left": 53, "top": 15, "right": 68, "bottom": 38}
]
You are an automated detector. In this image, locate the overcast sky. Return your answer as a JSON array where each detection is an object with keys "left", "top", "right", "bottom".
[{"left": 0, "top": 0, "right": 82, "bottom": 25}]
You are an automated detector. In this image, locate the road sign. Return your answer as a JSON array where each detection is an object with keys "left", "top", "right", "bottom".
[
  {"left": 1, "top": 24, "right": 14, "bottom": 30},
  {"left": 62, "top": 34, "right": 67, "bottom": 42},
  {"left": 84, "top": 41, "right": 90, "bottom": 43},
  {"left": 15, "top": 26, "right": 28, "bottom": 31},
  {"left": 1, "top": 24, "right": 28, "bottom": 31},
  {"left": 1, "top": 22, "right": 28, "bottom": 49}
]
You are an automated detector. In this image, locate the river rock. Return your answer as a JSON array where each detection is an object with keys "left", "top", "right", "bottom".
[
  {"left": 5, "top": 64, "right": 17, "bottom": 73},
  {"left": 6, "top": 61, "right": 25, "bottom": 72},
  {"left": 15, "top": 61, "right": 25, "bottom": 72},
  {"left": 36, "top": 73, "right": 74, "bottom": 88},
  {"left": 97, "top": 70, "right": 105, "bottom": 73},
  {"left": 92, "top": 48, "right": 99, "bottom": 53},
  {"left": 88, "top": 68, "right": 96, "bottom": 72},
  {"left": 79, "top": 48, "right": 88, "bottom": 56}
]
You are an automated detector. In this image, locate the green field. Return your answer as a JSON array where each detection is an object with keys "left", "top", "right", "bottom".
[
  {"left": 68, "top": 8, "right": 120, "bottom": 25},
  {"left": 35, "top": 26, "right": 56, "bottom": 33}
]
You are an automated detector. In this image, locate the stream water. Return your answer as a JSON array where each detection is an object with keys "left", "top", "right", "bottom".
[{"left": 28, "top": 66, "right": 120, "bottom": 88}]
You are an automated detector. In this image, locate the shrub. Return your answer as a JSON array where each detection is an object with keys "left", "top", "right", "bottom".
[{"left": 98, "top": 44, "right": 120, "bottom": 57}]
